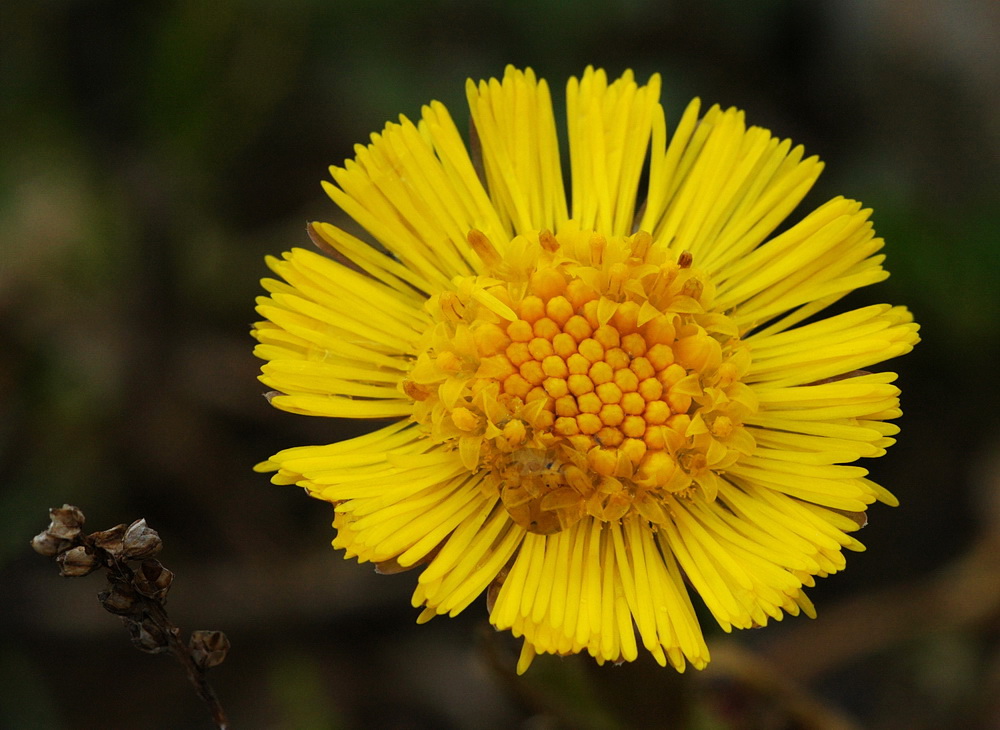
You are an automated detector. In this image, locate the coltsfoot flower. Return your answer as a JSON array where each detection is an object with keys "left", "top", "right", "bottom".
[{"left": 253, "top": 66, "right": 919, "bottom": 673}]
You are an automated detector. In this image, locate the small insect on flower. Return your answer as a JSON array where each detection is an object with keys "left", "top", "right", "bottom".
[
  {"left": 253, "top": 66, "right": 919, "bottom": 674},
  {"left": 497, "top": 446, "right": 572, "bottom": 535},
  {"left": 508, "top": 447, "right": 561, "bottom": 478}
]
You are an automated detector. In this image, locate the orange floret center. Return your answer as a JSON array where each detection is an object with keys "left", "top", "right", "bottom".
[{"left": 403, "top": 229, "right": 757, "bottom": 534}]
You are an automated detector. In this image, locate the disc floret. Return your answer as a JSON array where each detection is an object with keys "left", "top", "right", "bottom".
[{"left": 403, "top": 229, "right": 757, "bottom": 534}]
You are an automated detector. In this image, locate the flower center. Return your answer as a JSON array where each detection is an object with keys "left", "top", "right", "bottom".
[{"left": 403, "top": 230, "right": 757, "bottom": 534}]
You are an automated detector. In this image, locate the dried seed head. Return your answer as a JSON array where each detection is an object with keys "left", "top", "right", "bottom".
[
  {"left": 189, "top": 630, "right": 230, "bottom": 669},
  {"left": 31, "top": 531, "right": 72, "bottom": 557},
  {"left": 126, "top": 616, "right": 171, "bottom": 654},
  {"left": 46, "top": 505, "right": 86, "bottom": 540},
  {"left": 90, "top": 524, "right": 128, "bottom": 558},
  {"left": 57, "top": 546, "right": 99, "bottom": 577},
  {"left": 99, "top": 582, "right": 139, "bottom": 616},
  {"left": 122, "top": 519, "right": 162, "bottom": 560},
  {"left": 31, "top": 505, "right": 87, "bottom": 556},
  {"left": 133, "top": 559, "right": 173, "bottom": 602}
]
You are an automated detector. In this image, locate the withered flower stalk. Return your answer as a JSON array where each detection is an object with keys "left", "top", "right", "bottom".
[{"left": 32, "top": 505, "right": 231, "bottom": 729}]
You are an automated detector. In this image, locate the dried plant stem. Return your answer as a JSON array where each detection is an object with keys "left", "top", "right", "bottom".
[
  {"left": 154, "top": 600, "right": 230, "bottom": 729},
  {"left": 103, "top": 556, "right": 231, "bottom": 729},
  {"left": 32, "top": 505, "right": 231, "bottom": 730}
]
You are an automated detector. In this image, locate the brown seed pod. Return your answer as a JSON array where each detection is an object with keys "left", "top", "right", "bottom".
[
  {"left": 57, "top": 546, "right": 99, "bottom": 577},
  {"left": 30, "top": 531, "right": 72, "bottom": 557},
  {"left": 99, "top": 582, "right": 139, "bottom": 616},
  {"left": 127, "top": 616, "right": 171, "bottom": 654},
  {"left": 133, "top": 559, "right": 174, "bottom": 602},
  {"left": 189, "top": 631, "right": 231, "bottom": 669},
  {"left": 46, "top": 505, "right": 86, "bottom": 540},
  {"left": 90, "top": 524, "right": 128, "bottom": 558},
  {"left": 122, "top": 519, "right": 163, "bottom": 560}
]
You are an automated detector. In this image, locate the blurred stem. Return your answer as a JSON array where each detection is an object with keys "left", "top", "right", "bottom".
[
  {"left": 757, "top": 529, "right": 1000, "bottom": 680},
  {"left": 705, "top": 643, "right": 861, "bottom": 730},
  {"left": 152, "top": 599, "right": 230, "bottom": 730},
  {"left": 95, "top": 537, "right": 231, "bottom": 729}
]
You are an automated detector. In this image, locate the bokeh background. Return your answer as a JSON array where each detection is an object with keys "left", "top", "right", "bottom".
[{"left": 3, "top": 0, "right": 998, "bottom": 728}]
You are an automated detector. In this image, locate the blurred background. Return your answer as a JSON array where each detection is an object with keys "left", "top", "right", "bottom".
[{"left": 2, "top": 0, "right": 998, "bottom": 728}]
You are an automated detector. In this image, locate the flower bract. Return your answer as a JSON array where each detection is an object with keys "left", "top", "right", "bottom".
[{"left": 253, "top": 66, "right": 919, "bottom": 673}]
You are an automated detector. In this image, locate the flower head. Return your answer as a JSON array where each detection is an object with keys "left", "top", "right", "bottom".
[{"left": 253, "top": 66, "right": 919, "bottom": 673}]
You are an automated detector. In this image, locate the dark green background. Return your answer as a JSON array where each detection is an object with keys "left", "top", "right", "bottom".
[{"left": 3, "top": 1, "right": 998, "bottom": 728}]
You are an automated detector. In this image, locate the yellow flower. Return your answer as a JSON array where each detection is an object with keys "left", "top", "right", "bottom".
[{"left": 253, "top": 66, "right": 919, "bottom": 674}]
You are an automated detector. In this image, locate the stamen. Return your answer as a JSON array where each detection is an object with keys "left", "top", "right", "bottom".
[
  {"left": 452, "top": 407, "right": 481, "bottom": 431},
  {"left": 439, "top": 291, "right": 466, "bottom": 322},
  {"left": 630, "top": 230, "right": 652, "bottom": 261},
  {"left": 589, "top": 233, "right": 606, "bottom": 266},
  {"left": 607, "top": 263, "right": 629, "bottom": 300}
]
